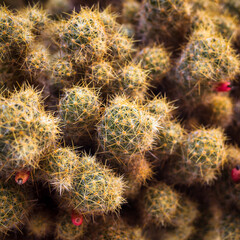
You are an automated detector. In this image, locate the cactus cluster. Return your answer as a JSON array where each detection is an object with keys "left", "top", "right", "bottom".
[{"left": 0, "top": 0, "right": 240, "bottom": 239}]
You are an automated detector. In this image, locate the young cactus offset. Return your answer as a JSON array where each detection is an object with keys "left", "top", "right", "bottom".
[
  {"left": 59, "top": 85, "right": 100, "bottom": 138},
  {"left": 135, "top": 45, "right": 171, "bottom": 83},
  {"left": 141, "top": 182, "right": 180, "bottom": 226},
  {"left": 0, "top": 181, "right": 28, "bottom": 233},
  {"left": 170, "top": 127, "right": 227, "bottom": 185}
]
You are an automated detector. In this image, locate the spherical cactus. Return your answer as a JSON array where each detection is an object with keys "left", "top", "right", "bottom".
[
  {"left": 26, "top": 208, "right": 54, "bottom": 238},
  {"left": 141, "top": 182, "right": 180, "bottom": 226},
  {"left": 135, "top": 45, "right": 171, "bottom": 82},
  {"left": 0, "top": 182, "right": 28, "bottom": 233},
  {"left": 18, "top": 5, "right": 49, "bottom": 35},
  {"left": 41, "top": 147, "right": 80, "bottom": 194},
  {"left": 57, "top": 8, "right": 107, "bottom": 64},
  {"left": 118, "top": 63, "right": 149, "bottom": 100},
  {"left": 175, "top": 29, "right": 240, "bottom": 102},
  {"left": 85, "top": 61, "right": 116, "bottom": 96},
  {"left": 97, "top": 96, "right": 159, "bottom": 160},
  {"left": 63, "top": 153, "right": 125, "bottom": 215},
  {"left": 154, "top": 120, "right": 185, "bottom": 155},
  {"left": 108, "top": 32, "right": 134, "bottom": 64},
  {"left": 0, "top": 86, "right": 59, "bottom": 173},
  {"left": 122, "top": 0, "right": 141, "bottom": 24},
  {"left": 171, "top": 127, "right": 227, "bottom": 185},
  {"left": 55, "top": 211, "right": 84, "bottom": 240},
  {"left": 89, "top": 218, "right": 146, "bottom": 240},
  {"left": 146, "top": 96, "right": 176, "bottom": 121},
  {"left": 59, "top": 86, "right": 100, "bottom": 137},
  {"left": 24, "top": 45, "right": 50, "bottom": 77},
  {"left": 138, "top": 0, "right": 190, "bottom": 47},
  {"left": 204, "top": 94, "right": 233, "bottom": 127}
]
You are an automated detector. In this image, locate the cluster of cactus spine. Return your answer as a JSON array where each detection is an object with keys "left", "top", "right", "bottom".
[
  {"left": 0, "top": 86, "right": 59, "bottom": 174},
  {"left": 98, "top": 95, "right": 159, "bottom": 160},
  {"left": 141, "top": 182, "right": 180, "bottom": 226}
]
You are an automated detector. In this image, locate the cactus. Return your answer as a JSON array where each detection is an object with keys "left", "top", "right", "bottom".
[
  {"left": 118, "top": 63, "right": 149, "bottom": 100},
  {"left": 170, "top": 127, "right": 227, "bottom": 185},
  {"left": 0, "top": 86, "right": 59, "bottom": 173},
  {"left": 203, "top": 94, "right": 233, "bottom": 127},
  {"left": 138, "top": 0, "right": 190, "bottom": 47},
  {"left": 146, "top": 95, "right": 176, "bottom": 121},
  {"left": 41, "top": 147, "right": 80, "bottom": 194},
  {"left": 56, "top": 8, "right": 107, "bottom": 65},
  {"left": 134, "top": 45, "right": 171, "bottom": 83},
  {"left": 18, "top": 5, "right": 49, "bottom": 35},
  {"left": 63, "top": 153, "right": 125, "bottom": 215},
  {"left": 24, "top": 45, "right": 50, "bottom": 77},
  {"left": 98, "top": 96, "right": 159, "bottom": 160},
  {"left": 122, "top": 0, "right": 141, "bottom": 24},
  {"left": 89, "top": 218, "right": 147, "bottom": 240},
  {"left": 141, "top": 182, "right": 180, "bottom": 226},
  {"left": 55, "top": 211, "right": 84, "bottom": 240},
  {"left": 59, "top": 85, "right": 100, "bottom": 137},
  {"left": 26, "top": 208, "right": 53, "bottom": 238},
  {"left": 0, "top": 181, "right": 28, "bottom": 233},
  {"left": 175, "top": 29, "right": 240, "bottom": 106}
]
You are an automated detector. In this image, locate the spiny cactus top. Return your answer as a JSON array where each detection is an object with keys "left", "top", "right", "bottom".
[
  {"left": 63, "top": 153, "right": 125, "bottom": 215},
  {"left": 0, "top": 86, "right": 59, "bottom": 171},
  {"left": 0, "top": 182, "right": 28, "bottom": 233},
  {"left": 59, "top": 86, "right": 100, "bottom": 134},
  {"left": 98, "top": 96, "right": 159, "bottom": 158},
  {"left": 142, "top": 182, "right": 180, "bottom": 226},
  {"left": 176, "top": 29, "right": 240, "bottom": 94}
]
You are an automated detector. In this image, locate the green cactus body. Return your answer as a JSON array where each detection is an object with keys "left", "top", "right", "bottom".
[
  {"left": 135, "top": 46, "right": 171, "bottom": 82},
  {"left": 98, "top": 96, "right": 159, "bottom": 159},
  {"left": 18, "top": 5, "right": 49, "bottom": 35},
  {"left": 155, "top": 120, "right": 184, "bottom": 155},
  {"left": 42, "top": 147, "right": 80, "bottom": 194},
  {"left": 172, "top": 128, "right": 226, "bottom": 184},
  {"left": 205, "top": 94, "right": 233, "bottom": 127},
  {"left": 0, "top": 182, "right": 27, "bottom": 233},
  {"left": 176, "top": 29, "right": 239, "bottom": 100},
  {"left": 122, "top": 0, "right": 141, "bottom": 24},
  {"left": 0, "top": 6, "right": 33, "bottom": 62},
  {"left": 118, "top": 63, "right": 148, "bottom": 100},
  {"left": 64, "top": 153, "right": 125, "bottom": 215},
  {"left": 58, "top": 8, "right": 107, "bottom": 64},
  {"left": 0, "top": 87, "right": 59, "bottom": 172},
  {"left": 108, "top": 32, "right": 134, "bottom": 64},
  {"left": 86, "top": 61, "right": 116, "bottom": 96},
  {"left": 220, "top": 213, "right": 240, "bottom": 240},
  {"left": 142, "top": 182, "right": 180, "bottom": 226},
  {"left": 24, "top": 45, "right": 50, "bottom": 77},
  {"left": 59, "top": 86, "right": 100, "bottom": 136},
  {"left": 146, "top": 96, "right": 176, "bottom": 121},
  {"left": 55, "top": 212, "right": 84, "bottom": 240}
]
